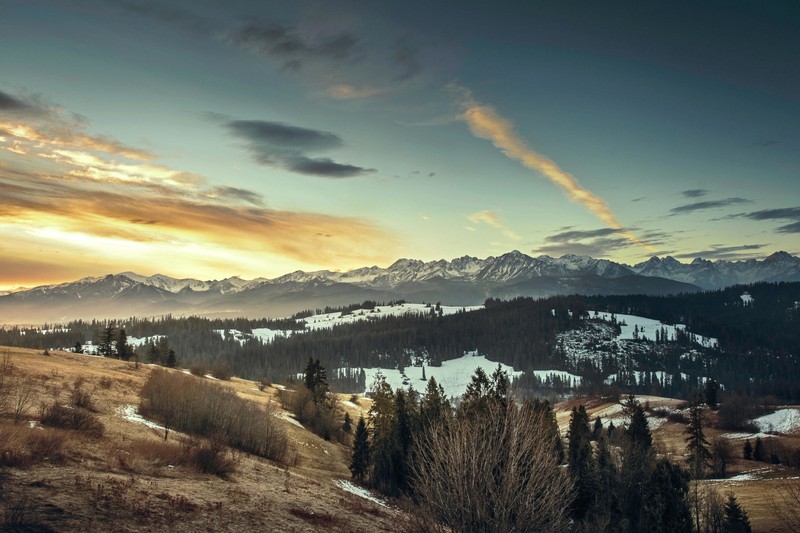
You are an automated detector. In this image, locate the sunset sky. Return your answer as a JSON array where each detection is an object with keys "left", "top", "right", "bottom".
[{"left": 1, "top": 0, "right": 799, "bottom": 290}]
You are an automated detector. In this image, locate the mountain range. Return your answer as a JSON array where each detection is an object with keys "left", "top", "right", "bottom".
[{"left": 1, "top": 251, "right": 798, "bottom": 324}]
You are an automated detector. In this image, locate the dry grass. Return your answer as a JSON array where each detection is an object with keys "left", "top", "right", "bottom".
[{"left": 0, "top": 346, "right": 410, "bottom": 532}]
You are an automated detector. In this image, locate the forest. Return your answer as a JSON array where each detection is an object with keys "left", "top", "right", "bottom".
[{"left": 1, "top": 282, "right": 798, "bottom": 400}]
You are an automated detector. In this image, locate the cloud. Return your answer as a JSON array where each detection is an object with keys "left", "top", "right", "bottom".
[
  {"left": 227, "top": 120, "right": 342, "bottom": 151},
  {"left": 0, "top": 89, "right": 33, "bottom": 112},
  {"left": 453, "top": 85, "right": 654, "bottom": 253},
  {"left": 324, "top": 84, "right": 389, "bottom": 100},
  {"left": 669, "top": 197, "right": 752, "bottom": 215},
  {"left": 225, "top": 119, "right": 374, "bottom": 178},
  {"left": 681, "top": 189, "right": 709, "bottom": 198},
  {"left": 467, "top": 210, "right": 521, "bottom": 241},
  {"left": 393, "top": 35, "right": 422, "bottom": 82},
  {"left": 735, "top": 206, "right": 800, "bottom": 233},
  {"left": 545, "top": 227, "right": 625, "bottom": 242},
  {"left": 672, "top": 244, "right": 769, "bottom": 260},
  {"left": 230, "top": 21, "right": 360, "bottom": 71},
  {"left": 206, "top": 186, "right": 265, "bottom": 206},
  {"left": 531, "top": 226, "right": 640, "bottom": 258}
]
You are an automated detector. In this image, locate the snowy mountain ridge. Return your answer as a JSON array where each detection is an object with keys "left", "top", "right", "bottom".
[{"left": 2, "top": 250, "right": 798, "bottom": 324}]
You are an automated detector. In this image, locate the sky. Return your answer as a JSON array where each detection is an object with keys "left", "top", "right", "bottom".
[{"left": 1, "top": 0, "right": 799, "bottom": 290}]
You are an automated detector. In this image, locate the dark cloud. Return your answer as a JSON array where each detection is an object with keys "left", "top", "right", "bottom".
[
  {"left": 227, "top": 120, "right": 342, "bottom": 151},
  {"left": 207, "top": 186, "right": 265, "bottom": 206},
  {"left": 735, "top": 206, "right": 800, "bottom": 233},
  {"left": 230, "top": 22, "right": 360, "bottom": 71},
  {"left": 545, "top": 227, "right": 624, "bottom": 243},
  {"left": 393, "top": 35, "right": 422, "bottom": 81},
  {"left": 740, "top": 207, "right": 800, "bottom": 221},
  {"left": 287, "top": 157, "right": 373, "bottom": 178},
  {"left": 681, "top": 189, "right": 709, "bottom": 198},
  {"left": 673, "top": 244, "right": 768, "bottom": 260},
  {"left": 224, "top": 119, "right": 373, "bottom": 178},
  {"left": 531, "top": 237, "right": 632, "bottom": 258},
  {"left": 0, "top": 89, "right": 32, "bottom": 112},
  {"left": 670, "top": 197, "right": 751, "bottom": 215}
]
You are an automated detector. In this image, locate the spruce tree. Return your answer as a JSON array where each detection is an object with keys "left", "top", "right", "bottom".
[
  {"left": 350, "top": 416, "right": 370, "bottom": 482},
  {"left": 99, "top": 324, "right": 115, "bottom": 357},
  {"left": 753, "top": 437, "right": 765, "bottom": 462},
  {"left": 116, "top": 329, "right": 129, "bottom": 360},
  {"left": 722, "top": 493, "right": 751, "bottom": 533},
  {"left": 568, "top": 404, "right": 596, "bottom": 521},
  {"left": 342, "top": 412, "right": 352, "bottom": 433},
  {"left": 742, "top": 439, "right": 753, "bottom": 460},
  {"left": 685, "top": 398, "right": 711, "bottom": 479}
]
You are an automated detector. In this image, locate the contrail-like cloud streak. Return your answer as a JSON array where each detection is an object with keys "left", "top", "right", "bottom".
[{"left": 456, "top": 88, "right": 653, "bottom": 252}]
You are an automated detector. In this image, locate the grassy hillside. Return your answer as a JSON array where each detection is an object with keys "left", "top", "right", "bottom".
[{"left": 0, "top": 346, "right": 405, "bottom": 532}]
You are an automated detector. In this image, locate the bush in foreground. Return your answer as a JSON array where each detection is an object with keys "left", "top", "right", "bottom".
[{"left": 139, "top": 368, "right": 289, "bottom": 464}]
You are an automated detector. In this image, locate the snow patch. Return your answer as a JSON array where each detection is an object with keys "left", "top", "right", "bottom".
[
  {"left": 334, "top": 479, "right": 388, "bottom": 507},
  {"left": 119, "top": 404, "right": 165, "bottom": 431}
]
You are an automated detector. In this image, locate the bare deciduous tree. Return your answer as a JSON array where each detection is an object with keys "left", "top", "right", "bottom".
[{"left": 411, "top": 400, "right": 573, "bottom": 532}]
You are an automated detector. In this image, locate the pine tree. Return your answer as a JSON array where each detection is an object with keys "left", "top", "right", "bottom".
[
  {"left": 685, "top": 398, "right": 711, "bottom": 479},
  {"left": 166, "top": 349, "right": 177, "bottom": 368},
  {"left": 592, "top": 416, "right": 603, "bottom": 440},
  {"left": 568, "top": 404, "right": 596, "bottom": 521},
  {"left": 303, "top": 358, "right": 328, "bottom": 404},
  {"left": 742, "top": 439, "right": 753, "bottom": 460},
  {"left": 342, "top": 412, "right": 352, "bottom": 433},
  {"left": 704, "top": 379, "right": 719, "bottom": 410},
  {"left": 753, "top": 437, "right": 765, "bottom": 462},
  {"left": 722, "top": 493, "right": 752, "bottom": 533},
  {"left": 350, "top": 416, "right": 370, "bottom": 482},
  {"left": 99, "top": 324, "right": 115, "bottom": 357},
  {"left": 116, "top": 329, "right": 129, "bottom": 360}
]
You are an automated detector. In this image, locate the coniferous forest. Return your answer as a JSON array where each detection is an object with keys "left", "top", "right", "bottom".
[{"left": 1, "top": 282, "right": 798, "bottom": 400}]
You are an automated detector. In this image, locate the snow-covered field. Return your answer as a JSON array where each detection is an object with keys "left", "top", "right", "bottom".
[
  {"left": 361, "top": 352, "right": 521, "bottom": 399},
  {"left": 592, "top": 311, "right": 718, "bottom": 348},
  {"left": 753, "top": 408, "right": 800, "bottom": 434},
  {"left": 212, "top": 303, "right": 483, "bottom": 345},
  {"left": 300, "top": 303, "right": 482, "bottom": 331}
]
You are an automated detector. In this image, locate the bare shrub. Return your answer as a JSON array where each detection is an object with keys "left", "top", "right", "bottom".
[
  {"left": 279, "top": 385, "right": 346, "bottom": 443},
  {"left": 189, "top": 362, "right": 207, "bottom": 377},
  {"left": 70, "top": 377, "right": 95, "bottom": 411},
  {"left": 139, "top": 368, "right": 289, "bottom": 463},
  {"left": 209, "top": 362, "right": 233, "bottom": 381},
  {"left": 0, "top": 425, "right": 68, "bottom": 466},
  {"left": 411, "top": 400, "right": 574, "bottom": 532},
  {"left": 98, "top": 376, "right": 113, "bottom": 390},
  {"left": 40, "top": 402, "right": 104, "bottom": 437},
  {"left": 667, "top": 411, "right": 689, "bottom": 424},
  {"left": 773, "top": 478, "right": 800, "bottom": 530},
  {"left": 11, "top": 378, "right": 37, "bottom": 422},
  {"left": 0, "top": 351, "right": 15, "bottom": 414}
]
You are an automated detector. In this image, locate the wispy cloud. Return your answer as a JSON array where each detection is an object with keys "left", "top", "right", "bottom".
[
  {"left": 681, "top": 189, "right": 709, "bottom": 198},
  {"left": 669, "top": 197, "right": 752, "bottom": 215},
  {"left": 225, "top": 119, "right": 374, "bottom": 178},
  {"left": 230, "top": 21, "right": 360, "bottom": 72},
  {"left": 672, "top": 244, "right": 768, "bottom": 260},
  {"left": 323, "top": 84, "right": 389, "bottom": 100},
  {"left": 467, "top": 210, "right": 521, "bottom": 241},
  {"left": 453, "top": 85, "right": 653, "bottom": 252},
  {"left": 733, "top": 206, "right": 800, "bottom": 233}
]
